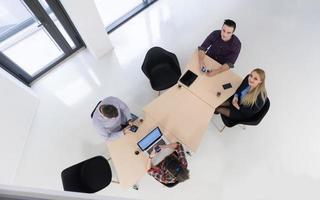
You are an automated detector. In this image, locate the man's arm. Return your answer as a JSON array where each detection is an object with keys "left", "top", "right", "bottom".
[
  {"left": 197, "top": 50, "right": 206, "bottom": 70},
  {"left": 224, "top": 42, "right": 241, "bottom": 67},
  {"left": 174, "top": 142, "right": 188, "bottom": 167},
  {"left": 117, "top": 99, "right": 132, "bottom": 121},
  {"left": 147, "top": 149, "right": 156, "bottom": 169},
  {"left": 198, "top": 31, "right": 217, "bottom": 70},
  {"left": 198, "top": 31, "right": 216, "bottom": 51},
  {"left": 147, "top": 157, "right": 152, "bottom": 170},
  {"left": 93, "top": 121, "right": 124, "bottom": 141},
  {"left": 207, "top": 64, "right": 230, "bottom": 76}
]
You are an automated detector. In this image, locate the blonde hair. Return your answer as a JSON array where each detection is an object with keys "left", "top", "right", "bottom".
[{"left": 241, "top": 68, "right": 268, "bottom": 107}]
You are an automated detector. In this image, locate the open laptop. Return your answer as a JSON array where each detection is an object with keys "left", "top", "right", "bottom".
[{"left": 137, "top": 127, "right": 173, "bottom": 165}]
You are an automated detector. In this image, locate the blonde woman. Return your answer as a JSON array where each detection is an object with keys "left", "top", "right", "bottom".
[{"left": 215, "top": 68, "right": 268, "bottom": 120}]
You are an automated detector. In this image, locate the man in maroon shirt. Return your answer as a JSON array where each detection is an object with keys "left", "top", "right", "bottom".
[{"left": 198, "top": 19, "right": 241, "bottom": 76}]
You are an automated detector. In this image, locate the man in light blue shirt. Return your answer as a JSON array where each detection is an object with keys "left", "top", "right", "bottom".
[{"left": 92, "top": 96, "right": 134, "bottom": 141}]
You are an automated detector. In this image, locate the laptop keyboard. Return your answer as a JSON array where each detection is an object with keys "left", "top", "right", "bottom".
[{"left": 147, "top": 139, "right": 166, "bottom": 154}]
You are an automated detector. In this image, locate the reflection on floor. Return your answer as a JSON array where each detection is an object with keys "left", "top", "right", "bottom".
[
  {"left": 13, "top": 0, "right": 320, "bottom": 199},
  {"left": 95, "top": 0, "right": 141, "bottom": 27}
]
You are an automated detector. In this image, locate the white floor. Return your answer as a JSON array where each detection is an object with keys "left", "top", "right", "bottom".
[{"left": 11, "top": 0, "right": 320, "bottom": 199}]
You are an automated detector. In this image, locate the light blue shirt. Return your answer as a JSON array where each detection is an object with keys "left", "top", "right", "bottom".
[
  {"left": 92, "top": 96, "right": 132, "bottom": 141},
  {"left": 234, "top": 85, "right": 250, "bottom": 104}
]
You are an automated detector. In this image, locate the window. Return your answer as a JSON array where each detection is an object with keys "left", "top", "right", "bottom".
[
  {"left": 94, "top": 0, "right": 157, "bottom": 33},
  {"left": 0, "top": 0, "right": 83, "bottom": 85}
]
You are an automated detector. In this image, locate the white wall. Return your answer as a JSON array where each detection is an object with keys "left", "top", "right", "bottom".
[
  {"left": 0, "top": 68, "right": 39, "bottom": 184},
  {"left": 60, "top": 0, "right": 113, "bottom": 59}
]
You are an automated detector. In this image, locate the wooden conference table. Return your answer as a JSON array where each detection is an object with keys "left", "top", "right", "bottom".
[
  {"left": 107, "top": 115, "right": 178, "bottom": 189},
  {"left": 181, "top": 51, "right": 243, "bottom": 108},
  {"left": 144, "top": 50, "right": 242, "bottom": 152},
  {"left": 143, "top": 85, "right": 213, "bottom": 152},
  {"left": 107, "top": 50, "right": 242, "bottom": 188}
]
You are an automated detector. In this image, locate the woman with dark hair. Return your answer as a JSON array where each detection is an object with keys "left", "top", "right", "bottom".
[{"left": 147, "top": 142, "right": 189, "bottom": 185}]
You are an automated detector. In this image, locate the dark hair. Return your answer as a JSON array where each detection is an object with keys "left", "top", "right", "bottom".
[
  {"left": 99, "top": 104, "right": 118, "bottom": 118},
  {"left": 224, "top": 19, "right": 236, "bottom": 32},
  {"left": 164, "top": 155, "right": 189, "bottom": 183}
]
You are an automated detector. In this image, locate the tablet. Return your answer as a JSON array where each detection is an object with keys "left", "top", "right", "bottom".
[{"left": 180, "top": 70, "right": 198, "bottom": 87}]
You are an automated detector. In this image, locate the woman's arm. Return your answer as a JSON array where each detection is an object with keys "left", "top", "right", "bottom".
[
  {"left": 235, "top": 75, "right": 250, "bottom": 95},
  {"left": 238, "top": 94, "right": 265, "bottom": 116}
]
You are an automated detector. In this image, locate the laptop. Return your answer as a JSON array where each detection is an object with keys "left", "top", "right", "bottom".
[{"left": 137, "top": 127, "right": 173, "bottom": 165}]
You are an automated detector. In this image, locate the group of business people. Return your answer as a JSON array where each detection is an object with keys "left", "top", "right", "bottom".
[
  {"left": 198, "top": 19, "right": 268, "bottom": 121},
  {"left": 91, "top": 96, "right": 189, "bottom": 185},
  {"left": 91, "top": 19, "right": 268, "bottom": 186}
]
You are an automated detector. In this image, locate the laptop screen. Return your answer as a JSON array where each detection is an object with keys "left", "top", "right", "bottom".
[{"left": 137, "top": 127, "right": 162, "bottom": 151}]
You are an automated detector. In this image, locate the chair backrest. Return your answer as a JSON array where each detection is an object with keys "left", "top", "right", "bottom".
[
  {"left": 141, "top": 46, "right": 180, "bottom": 79},
  {"left": 141, "top": 47, "right": 181, "bottom": 91},
  {"left": 61, "top": 156, "right": 112, "bottom": 193},
  {"left": 242, "top": 98, "right": 270, "bottom": 125},
  {"left": 91, "top": 101, "right": 102, "bottom": 119}
]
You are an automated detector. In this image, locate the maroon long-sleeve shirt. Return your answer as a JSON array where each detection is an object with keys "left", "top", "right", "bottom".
[{"left": 199, "top": 30, "right": 241, "bottom": 68}]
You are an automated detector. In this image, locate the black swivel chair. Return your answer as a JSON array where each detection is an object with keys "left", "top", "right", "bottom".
[
  {"left": 61, "top": 156, "right": 116, "bottom": 193},
  {"left": 217, "top": 98, "right": 270, "bottom": 132},
  {"left": 141, "top": 47, "right": 181, "bottom": 95}
]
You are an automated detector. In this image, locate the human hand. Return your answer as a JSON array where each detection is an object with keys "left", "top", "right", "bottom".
[
  {"left": 232, "top": 97, "right": 240, "bottom": 110},
  {"left": 149, "top": 149, "right": 156, "bottom": 159},
  {"left": 128, "top": 120, "right": 133, "bottom": 126},
  {"left": 123, "top": 128, "right": 129, "bottom": 135},
  {"left": 206, "top": 69, "right": 216, "bottom": 77}
]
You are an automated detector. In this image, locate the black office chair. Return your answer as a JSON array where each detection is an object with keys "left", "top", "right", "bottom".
[
  {"left": 61, "top": 156, "right": 116, "bottom": 193},
  {"left": 217, "top": 98, "right": 270, "bottom": 132},
  {"left": 141, "top": 47, "right": 181, "bottom": 95}
]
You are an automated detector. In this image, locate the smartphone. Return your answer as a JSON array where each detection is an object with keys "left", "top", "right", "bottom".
[
  {"left": 155, "top": 145, "right": 161, "bottom": 153},
  {"left": 222, "top": 83, "right": 232, "bottom": 90},
  {"left": 130, "top": 125, "right": 138, "bottom": 132}
]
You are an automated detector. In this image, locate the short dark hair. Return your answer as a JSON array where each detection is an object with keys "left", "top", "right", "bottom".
[
  {"left": 223, "top": 19, "right": 236, "bottom": 32},
  {"left": 100, "top": 104, "right": 118, "bottom": 118}
]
